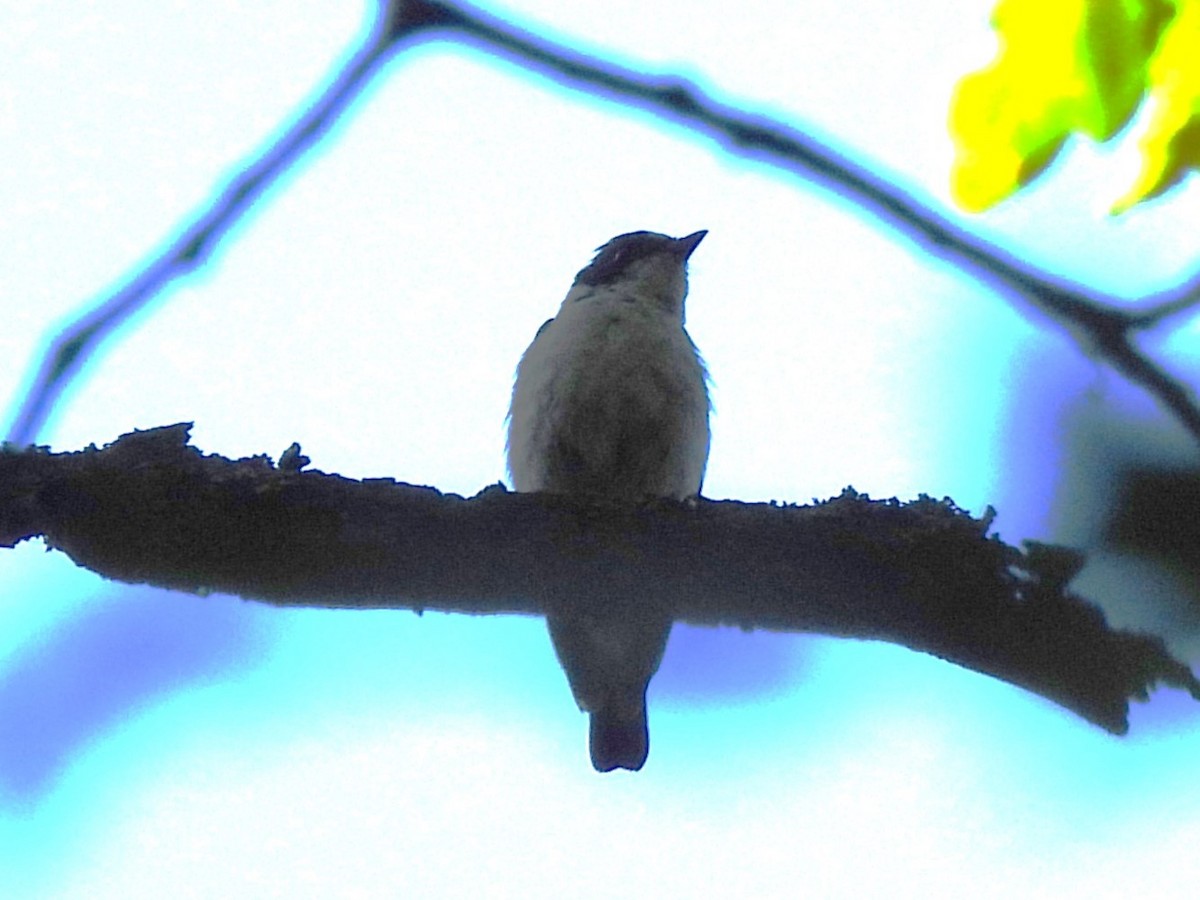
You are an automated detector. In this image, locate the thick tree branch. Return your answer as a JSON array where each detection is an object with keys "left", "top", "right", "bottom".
[
  {"left": 3, "top": 423, "right": 1198, "bottom": 736},
  {"left": 8, "top": 0, "right": 1200, "bottom": 448}
]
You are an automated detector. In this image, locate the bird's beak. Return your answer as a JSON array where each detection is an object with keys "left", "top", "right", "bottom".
[{"left": 673, "top": 230, "right": 707, "bottom": 260}]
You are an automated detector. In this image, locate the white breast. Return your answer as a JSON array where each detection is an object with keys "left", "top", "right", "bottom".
[{"left": 507, "top": 291, "right": 710, "bottom": 501}]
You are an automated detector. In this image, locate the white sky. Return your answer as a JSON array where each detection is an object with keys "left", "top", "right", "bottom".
[{"left": 4, "top": 1, "right": 1200, "bottom": 895}]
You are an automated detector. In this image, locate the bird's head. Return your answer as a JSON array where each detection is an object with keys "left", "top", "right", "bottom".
[{"left": 572, "top": 230, "right": 706, "bottom": 319}]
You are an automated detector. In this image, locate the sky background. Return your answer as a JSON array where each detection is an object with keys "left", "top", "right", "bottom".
[{"left": 4, "top": 0, "right": 1200, "bottom": 895}]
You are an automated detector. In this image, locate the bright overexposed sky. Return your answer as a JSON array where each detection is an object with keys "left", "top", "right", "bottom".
[{"left": 4, "top": 1, "right": 1200, "bottom": 895}]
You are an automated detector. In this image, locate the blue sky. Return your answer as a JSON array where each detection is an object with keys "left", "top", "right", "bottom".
[{"left": 4, "top": 0, "right": 1200, "bottom": 895}]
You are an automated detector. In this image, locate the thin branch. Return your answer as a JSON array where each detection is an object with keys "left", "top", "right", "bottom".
[
  {"left": 8, "top": 0, "right": 1200, "bottom": 446},
  {"left": 3, "top": 423, "right": 1198, "bottom": 735},
  {"left": 3, "top": 1, "right": 442, "bottom": 445},
  {"left": 426, "top": 1, "right": 1200, "bottom": 441}
]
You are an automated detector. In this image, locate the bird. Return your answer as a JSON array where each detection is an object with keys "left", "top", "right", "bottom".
[{"left": 506, "top": 229, "right": 711, "bottom": 772}]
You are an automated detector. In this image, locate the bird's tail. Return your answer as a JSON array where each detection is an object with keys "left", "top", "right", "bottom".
[{"left": 589, "top": 703, "right": 649, "bottom": 772}]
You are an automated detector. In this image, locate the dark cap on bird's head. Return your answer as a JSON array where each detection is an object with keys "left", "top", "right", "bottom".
[{"left": 575, "top": 230, "right": 707, "bottom": 287}]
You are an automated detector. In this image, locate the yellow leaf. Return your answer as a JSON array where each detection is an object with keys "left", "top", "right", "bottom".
[{"left": 950, "top": 0, "right": 1172, "bottom": 212}]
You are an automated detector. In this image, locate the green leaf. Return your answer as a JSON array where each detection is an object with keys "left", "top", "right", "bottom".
[{"left": 1114, "top": 0, "right": 1200, "bottom": 210}]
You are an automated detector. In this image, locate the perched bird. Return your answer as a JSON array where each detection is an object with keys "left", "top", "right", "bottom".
[{"left": 507, "top": 230, "right": 711, "bottom": 772}]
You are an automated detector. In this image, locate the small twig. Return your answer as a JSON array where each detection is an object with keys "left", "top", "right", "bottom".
[{"left": 1131, "top": 273, "right": 1200, "bottom": 328}]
